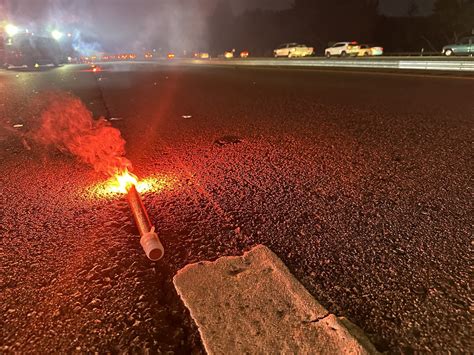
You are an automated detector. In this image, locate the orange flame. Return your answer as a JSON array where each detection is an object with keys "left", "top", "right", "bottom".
[
  {"left": 106, "top": 169, "right": 167, "bottom": 195},
  {"left": 85, "top": 170, "right": 176, "bottom": 200},
  {"left": 110, "top": 169, "right": 139, "bottom": 193}
]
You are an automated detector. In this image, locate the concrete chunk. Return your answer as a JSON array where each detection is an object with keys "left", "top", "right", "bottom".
[{"left": 173, "top": 245, "right": 379, "bottom": 354}]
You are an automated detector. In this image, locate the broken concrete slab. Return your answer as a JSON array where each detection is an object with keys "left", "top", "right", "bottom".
[{"left": 173, "top": 244, "right": 379, "bottom": 354}]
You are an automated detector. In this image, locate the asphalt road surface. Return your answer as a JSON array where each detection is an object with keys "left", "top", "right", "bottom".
[{"left": 1, "top": 63, "right": 472, "bottom": 353}]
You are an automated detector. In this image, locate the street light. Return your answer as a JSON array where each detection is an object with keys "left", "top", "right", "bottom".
[
  {"left": 51, "top": 30, "right": 63, "bottom": 40},
  {"left": 5, "top": 24, "right": 20, "bottom": 37}
]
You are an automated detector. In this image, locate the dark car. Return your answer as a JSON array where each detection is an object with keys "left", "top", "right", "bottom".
[
  {"left": 442, "top": 36, "right": 474, "bottom": 56},
  {"left": 3, "top": 34, "right": 64, "bottom": 68}
]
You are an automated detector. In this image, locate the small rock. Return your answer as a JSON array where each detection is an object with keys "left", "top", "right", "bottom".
[
  {"left": 88, "top": 298, "right": 102, "bottom": 308},
  {"left": 136, "top": 302, "right": 147, "bottom": 310},
  {"left": 101, "top": 265, "right": 117, "bottom": 276},
  {"left": 103, "top": 221, "right": 114, "bottom": 228}
]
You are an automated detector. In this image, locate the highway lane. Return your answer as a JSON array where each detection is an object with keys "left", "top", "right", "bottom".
[{"left": 1, "top": 63, "right": 472, "bottom": 352}]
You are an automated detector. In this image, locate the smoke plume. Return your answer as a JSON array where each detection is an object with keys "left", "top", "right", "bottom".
[
  {"left": 3, "top": 0, "right": 299, "bottom": 55},
  {"left": 34, "top": 93, "right": 131, "bottom": 176}
]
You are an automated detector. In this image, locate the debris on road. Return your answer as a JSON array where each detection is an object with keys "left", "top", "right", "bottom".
[
  {"left": 174, "top": 245, "right": 379, "bottom": 354},
  {"left": 109, "top": 117, "right": 124, "bottom": 121},
  {"left": 214, "top": 135, "right": 243, "bottom": 146},
  {"left": 13, "top": 124, "right": 24, "bottom": 128}
]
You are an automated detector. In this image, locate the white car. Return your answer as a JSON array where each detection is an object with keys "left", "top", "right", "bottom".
[
  {"left": 325, "top": 42, "right": 360, "bottom": 57},
  {"left": 356, "top": 44, "right": 384, "bottom": 56},
  {"left": 274, "top": 43, "right": 314, "bottom": 58}
]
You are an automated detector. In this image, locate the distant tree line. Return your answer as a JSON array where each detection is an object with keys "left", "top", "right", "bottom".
[{"left": 208, "top": 0, "right": 474, "bottom": 55}]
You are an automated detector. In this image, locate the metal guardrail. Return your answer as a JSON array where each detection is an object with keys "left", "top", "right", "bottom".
[
  {"left": 383, "top": 52, "right": 441, "bottom": 57},
  {"left": 179, "top": 58, "right": 474, "bottom": 72}
]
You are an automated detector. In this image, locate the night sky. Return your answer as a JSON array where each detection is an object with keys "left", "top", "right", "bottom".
[
  {"left": 2, "top": 0, "right": 435, "bottom": 53},
  {"left": 234, "top": 0, "right": 434, "bottom": 16}
]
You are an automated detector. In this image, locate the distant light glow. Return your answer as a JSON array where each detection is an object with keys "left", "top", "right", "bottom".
[
  {"left": 81, "top": 65, "right": 105, "bottom": 73},
  {"left": 51, "top": 30, "right": 64, "bottom": 40},
  {"left": 5, "top": 24, "right": 20, "bottom": 36}
]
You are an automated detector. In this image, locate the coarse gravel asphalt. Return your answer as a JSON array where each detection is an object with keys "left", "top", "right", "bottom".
[{"left": 1, "top": 63, "right": 473, "bottom": 353}]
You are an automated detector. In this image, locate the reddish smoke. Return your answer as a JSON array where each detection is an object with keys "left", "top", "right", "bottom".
[{"left": 34, "top": 93, "right": 131, "bottom": 176}]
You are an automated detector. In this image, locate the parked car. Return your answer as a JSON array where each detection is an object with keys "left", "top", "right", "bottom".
[
  {"left": 357, "top": 44, "right": 384, "bottom": 56},
  {"left": 273, "top": 43, "right": 314, "bottom": 58},
  {"left": 240, "top": 50, "right": 249, "bottom": 58},
  {"left": 194, "top": 52, "right": 210, "bottom": 59},
  {"left": 442, "top": 36, "right": 474, "bottom": 56},
  {"left": 325, "top": 42, "right": 360, "bottom": 57},
  {"left": 3, "top": 34, "right": 64, "bottom": 68}
]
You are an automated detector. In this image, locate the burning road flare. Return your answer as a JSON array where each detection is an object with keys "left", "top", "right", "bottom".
[
  {"left": 116, "top": 170, "right": 164, "bottom": 261},
  {"left": 33, "top": 93, "right": 164, "bottom": 260}
]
